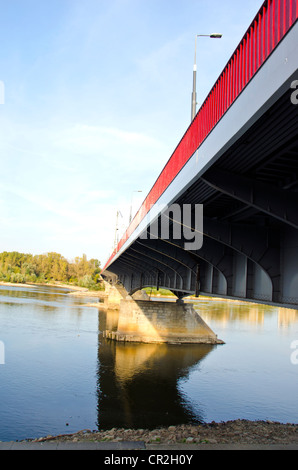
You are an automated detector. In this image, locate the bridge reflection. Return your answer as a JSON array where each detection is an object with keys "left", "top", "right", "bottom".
[
  {"left": 96, "top": 306, "right": 216, "bottom": 429},
  {"left": 95, "top": 298, "right": 298, "bottom": 430},
  {"left": 190, "top": 298, "right": 298, "bottom": 329}
]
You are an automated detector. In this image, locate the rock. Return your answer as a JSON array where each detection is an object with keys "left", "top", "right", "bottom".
[{"left": 28, "top": 420, "right": 298, "bottom": 445}]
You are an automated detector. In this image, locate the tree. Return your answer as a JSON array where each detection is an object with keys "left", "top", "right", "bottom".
[{"left": 0, "top": 251, "right": 102, "bottom": 290}]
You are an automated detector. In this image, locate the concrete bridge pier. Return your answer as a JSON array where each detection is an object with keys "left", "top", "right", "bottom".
[
  {"left": 102, "top": 281, "right": 130, "bottom": 308},
  {"left": 102, "top": 281, "right": 150, "bottom": 307},
  {"left": 102, "top": 283, "right": 224, "bottom": 345}
]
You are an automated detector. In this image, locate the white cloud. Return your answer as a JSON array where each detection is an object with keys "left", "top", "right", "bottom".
[{"left": 0, "top": 118, "right": 167, "bottom": 262}]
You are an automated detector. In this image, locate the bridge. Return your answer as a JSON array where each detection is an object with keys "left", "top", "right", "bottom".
[{"left": 101, "top": 0, "right": 298, "bottom": 344}]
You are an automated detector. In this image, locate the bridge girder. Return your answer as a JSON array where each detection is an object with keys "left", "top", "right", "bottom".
[
  {"left": 201, "top": 168, "right": 298, "bottom": 230},
  {"left": 103, "top": 19, "right": 298, "bottom": 308}
]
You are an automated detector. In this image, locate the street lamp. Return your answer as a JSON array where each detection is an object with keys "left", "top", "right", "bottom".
[
  {"left": 191, "top": 33, "right": 222, "bottom": 121},
  {"left": 129, "top": 190, "right": 142, "bottom": 224},
  {"left": 114, "top": 210, "right": 123, "bottom": 250}
]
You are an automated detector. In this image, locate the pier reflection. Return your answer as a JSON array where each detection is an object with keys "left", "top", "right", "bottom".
[
  {"left": 191, "top": 298, "right": 298, "bottom": 330},
  {"left": 95, "top": 297, "right": 298, "bottom": 430},
  {"left": 96, "top": 307, "right": 216, "bottom": 430}
]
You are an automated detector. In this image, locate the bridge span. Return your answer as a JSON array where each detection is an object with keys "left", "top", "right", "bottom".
[{"left": 101, "top": 0, "right": 298, "bottom": 343}]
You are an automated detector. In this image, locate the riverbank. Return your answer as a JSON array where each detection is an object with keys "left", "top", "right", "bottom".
[
  {"left": 0, "top": 280, "right": 104, "bottom": 296},
  {"left": 0, "top": 280, "right": 89, "bottom": 290},
  {"left": 29, "top": 420, "right": 298, "bottom": 446}
]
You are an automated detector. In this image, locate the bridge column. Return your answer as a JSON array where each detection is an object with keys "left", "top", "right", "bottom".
[
  {"left": 102, "top": 281, "right": 128, "bottom": 308},
  {"left": 103, "top": 281, "right": 150, "bottom": 308},
  {"left": 103, "top": 297, "right": 224, "bottom": 345}
]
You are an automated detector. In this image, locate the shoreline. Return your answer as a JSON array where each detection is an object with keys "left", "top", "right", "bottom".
[
  {"left": 0, "top": 280, "right": 89, "bottom": 290},
  {"left": 0, "top": 280, "right": 105, "bottom": 295},
  {"left": 28, "top": 420, "right": 298, "bottom": 446}
]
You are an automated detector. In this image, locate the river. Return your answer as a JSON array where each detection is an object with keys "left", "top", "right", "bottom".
[{"left": 0, "top": 284, "right": 297, "bottom": 442}]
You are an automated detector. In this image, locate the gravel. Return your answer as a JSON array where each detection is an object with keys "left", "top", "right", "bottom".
[{"left": 30, "top": 420, "right": 298, "bottom": 445}]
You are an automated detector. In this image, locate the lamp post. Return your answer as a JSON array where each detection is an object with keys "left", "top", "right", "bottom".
[
  {"left": 114, "top": 210, "right": 123, "bottom": 251},
  {"left": 129, "top": 190, "right": 142, "bottom": 224},
  {"left": 191, "top": 33, "right": 222, "bottom": 121}
]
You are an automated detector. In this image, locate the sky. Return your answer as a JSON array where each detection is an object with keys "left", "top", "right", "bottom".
[{"left": 0, "top": 0, "right": 263, "bottom": 265}]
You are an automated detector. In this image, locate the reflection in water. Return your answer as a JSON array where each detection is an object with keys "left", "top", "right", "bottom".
[
  {"left": 278, "top": 308, "right": 298, "bottom": 329},
  {"left": 95, "top": 298, "right": 298, "bottom": 429},
  {"left": 0, "top": 285, "right": 70, "bottom": 311},
  {"left": 96, "top": 308, "right": 217, "bottom": 429},
  {"left": 0, "top": 284, "right": 91, "bottom": 315},
  {"left": 0, "top": 285, "right": 70, "bottom": 301},
  {"left": 191, "top": 298, "right": 298, "bottom": 329},
  {"left": 0, "top": 285, "right": 297, "bottom": 441}
]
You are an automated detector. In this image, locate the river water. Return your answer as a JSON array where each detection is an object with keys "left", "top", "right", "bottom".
[{"left": 0, "top": 284, "right": 297, "bottom": 442}]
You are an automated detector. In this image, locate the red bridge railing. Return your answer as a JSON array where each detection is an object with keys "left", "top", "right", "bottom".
[{"left": 103, "top": 0, "right": 298, "bottom": 270}]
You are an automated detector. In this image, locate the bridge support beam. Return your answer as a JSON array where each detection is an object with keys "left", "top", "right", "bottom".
[{"left": 103, "top": 298, "right": 224, "bottom": 345}]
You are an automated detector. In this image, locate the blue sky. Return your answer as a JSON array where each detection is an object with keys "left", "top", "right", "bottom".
[{"left": 0, "top": 0, "right": 263, "bottom": 265}]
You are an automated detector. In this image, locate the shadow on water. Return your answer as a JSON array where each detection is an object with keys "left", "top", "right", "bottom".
[{"left": 95, "top": 308, "right": 218, "bottom": 430}]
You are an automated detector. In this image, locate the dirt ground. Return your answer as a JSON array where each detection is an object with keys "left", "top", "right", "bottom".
[{"left": 30, "top": 420, "right": 298, "bottom": 446}]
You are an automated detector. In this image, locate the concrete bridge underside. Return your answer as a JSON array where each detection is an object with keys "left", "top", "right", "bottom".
[
  {"left": 102, "top": 10, "right": 298, "bottom": 338},
  {"left": 104, "top": 84, "right": 298, "bottom": 309}
]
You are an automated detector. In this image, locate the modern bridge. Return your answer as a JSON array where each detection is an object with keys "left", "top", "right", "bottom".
[{"left": 102, "top": 0, "right": 298, "bottom": 323}]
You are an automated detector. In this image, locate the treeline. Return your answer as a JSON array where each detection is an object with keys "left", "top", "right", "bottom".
[{"left": 0, "top": 251, "right": 103, "bottom": 290}]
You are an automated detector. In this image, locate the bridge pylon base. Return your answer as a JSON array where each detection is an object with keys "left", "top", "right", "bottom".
[
  {"left": 102, "top": 282, "right": 150, "bottom": 309},
  {"left": 103, "top": 298, "right": 224, "bottom": 345}
]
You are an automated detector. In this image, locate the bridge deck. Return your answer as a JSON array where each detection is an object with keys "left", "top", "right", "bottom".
[{"left": 103, "top": 0, "right": 298, "bottom": 309}]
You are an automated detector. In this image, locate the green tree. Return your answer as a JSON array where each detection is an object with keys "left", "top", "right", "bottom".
[{"left": 0, "top": 251, "right": 102, "bottom": 290}]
